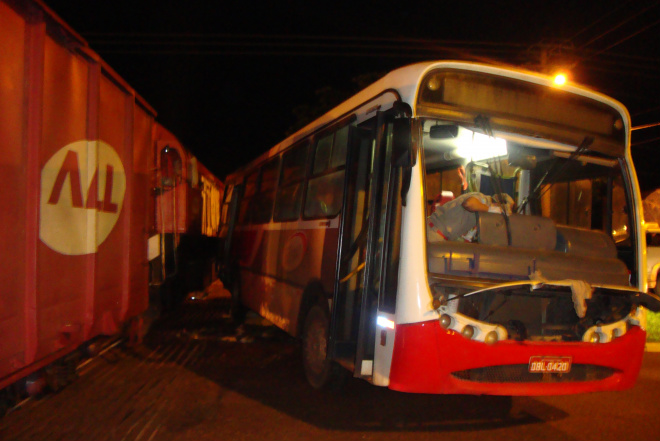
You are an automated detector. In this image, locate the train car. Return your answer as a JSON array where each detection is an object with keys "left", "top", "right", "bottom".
[
  {"left": 151, "top": 124, "right": 224, "bottom": 308},
  {"left": 0, "top": 0, "right": 223, "bottom": 412}
]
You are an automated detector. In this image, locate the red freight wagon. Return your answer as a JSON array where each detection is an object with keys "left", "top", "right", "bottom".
[
  {"left": 0, "top": 0, "right": 223, "bottom": 407},
  {"left": 152, "top": 124, "right": 224, "bottom": 307}
]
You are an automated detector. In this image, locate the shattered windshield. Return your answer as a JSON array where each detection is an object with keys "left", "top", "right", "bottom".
[
  {"left": 422, "top": 118, "right": 633, "bottom": 285},
  {"left": 420, "top": 118, "right": 644, "bottom": 343}
]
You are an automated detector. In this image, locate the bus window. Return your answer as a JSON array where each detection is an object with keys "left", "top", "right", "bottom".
[
  {"left": 330, "top": 125, "right": 349, "bottom": 169},
  {"left": 224, "top": 184, "right": 234, "bottom": 204},
  {"left": 274, "top": 143, "right": 309, "bottom": 221},
  {"left": 612, "top": 177, "right": 631, "bottom": 244},
  {"left": 540, "top": 175, "right": 630, "bottom": 244},
  {"left": 238, "top": 171, "right": 259, "bottom": 224},
  {"left": 252, "top": 157, "right": 280, "bottom": 224},
  {"left": 313, "top": 133, "right": 334, "bottom": 174},
  {"left": 305, "top": 125, "right": 350, "bottom": 219},
  {"left": 541, "top": 180, "right": 593, "bottom": 228},
  {"left": 421, "top": 118, "right": 633, "bottom": 266},
  {"left": 221, "top": 185, "right": 233, "bottom": 224},
  {"left": 304, "top": 170, "right": 344, "bottom": 218},
  {"left": 219, "top": 184, "right": 233, "bottom": 238}
]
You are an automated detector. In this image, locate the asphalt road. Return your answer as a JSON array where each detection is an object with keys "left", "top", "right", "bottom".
[{"left": 2, "top": 298, "right": 659, "bottom": 441}]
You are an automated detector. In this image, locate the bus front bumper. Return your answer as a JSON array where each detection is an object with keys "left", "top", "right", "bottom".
[{"left": 388, "top": 320, "right": 646, "bottom": 396}]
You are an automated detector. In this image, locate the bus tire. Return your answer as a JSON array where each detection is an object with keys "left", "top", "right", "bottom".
[
  {"left": 230, "top": 278, "right": 246, "bottom": 323},
  {"left": 302, "top": 304, "right": 334, "bottom": 389}
]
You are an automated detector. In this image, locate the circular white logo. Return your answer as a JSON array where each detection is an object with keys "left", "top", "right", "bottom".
[
  {"left": 39, "top": 140, "right": 126, "bottom": 255},
  {"left": 281, "top": 232, "right": 307, "bottom": 272}
]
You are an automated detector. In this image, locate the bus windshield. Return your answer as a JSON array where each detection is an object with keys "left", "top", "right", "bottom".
[
  {"left": 419, "top": 116, "right": 646, "bottom": 344},
  {"left": 422, "top": 118, "right": 633, "bottom": 286}
]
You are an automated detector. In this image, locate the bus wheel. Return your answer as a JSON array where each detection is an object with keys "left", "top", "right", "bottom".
[
  {"left": 302, "top": 305, "right": 333, "bottom": 389},
  {"left": 230, "top": 279, "right": 246, "bottom": 323}
]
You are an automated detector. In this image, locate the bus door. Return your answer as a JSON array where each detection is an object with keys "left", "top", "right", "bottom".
[
  {"left": 330, "top": 110, "right": 409, "bottom": 382},
  {"left": 328, "top": 123, "right": 373, "bottom": 370}
]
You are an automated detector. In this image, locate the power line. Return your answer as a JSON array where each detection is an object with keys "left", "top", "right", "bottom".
[
  {"left": 634, "top": 105, "right": 660, "bottom": 116},
  {"left": 83, "top": 34, "right": 531, "bottom": 65},
  {"left": 568, "top": 0, "right": 636, "bottom": 42},
  {"left": 572, "top": 64, "right": 660, "bottom": 87},
  {"left": 591, "top": 16, "right": 660, "bottom": 56},
  {"left": 578, "top": 2, "right": 660, "bottom": 50},
  {"left": 84, "top": 33, "right": 660, "bottom": 73},
  {"left": 84, "top": 33, "right": 531, "bottom": 49},
  {"left": 632, "top": 135, "right": 660, "bottom": 146},
  {"left": 594, "top": 49, "right": 660, "bottom": 64},
  {"left": 83, "top": 32, "right": 660, "bottom": 115}
]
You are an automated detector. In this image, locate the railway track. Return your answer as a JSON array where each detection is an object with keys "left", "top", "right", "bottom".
[{"left": 0, "top": 298, "right": 293, "bottom": 441}]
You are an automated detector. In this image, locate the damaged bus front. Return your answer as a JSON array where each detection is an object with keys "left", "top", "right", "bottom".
[{"left": 389, "top": 66, "right": 660, "bottom": 395}]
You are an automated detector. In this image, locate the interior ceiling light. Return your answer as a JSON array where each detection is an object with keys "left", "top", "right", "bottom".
[{"left": 455, "top": 131, "right": 507, "bottom": 161}]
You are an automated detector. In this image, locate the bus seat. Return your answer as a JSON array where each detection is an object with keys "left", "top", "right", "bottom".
[
  {"left": 477, "top": 212, "right": 557, "bottom": 250},
  {"left": 555, "top": 225, "right": 618, "bottom": 259}
]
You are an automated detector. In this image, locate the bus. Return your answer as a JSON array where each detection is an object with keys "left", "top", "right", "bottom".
[{"left": 219, "top": 61, "right": 660, "bottom": 395}]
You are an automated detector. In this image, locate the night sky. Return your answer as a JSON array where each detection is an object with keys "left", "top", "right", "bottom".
[{"left": 43, "top": 0, "right": 660, "bottom": 190}]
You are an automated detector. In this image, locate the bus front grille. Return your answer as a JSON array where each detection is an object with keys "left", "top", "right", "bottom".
[{"left": 451, "top": 364, "right": 615, "bottom": 383}]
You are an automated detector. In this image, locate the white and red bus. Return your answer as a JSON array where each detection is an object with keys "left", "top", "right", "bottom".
[{"left": 219, "top": 61, "right": 660, "bottom": 395}]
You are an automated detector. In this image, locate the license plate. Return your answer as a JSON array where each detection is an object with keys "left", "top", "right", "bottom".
[{"left": 528, "top": 356, "right": 572, "bottom": 374}]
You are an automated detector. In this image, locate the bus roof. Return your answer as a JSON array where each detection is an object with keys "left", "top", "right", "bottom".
[{"left": 226, "top": 60, "right": 629, "bottom": 182}]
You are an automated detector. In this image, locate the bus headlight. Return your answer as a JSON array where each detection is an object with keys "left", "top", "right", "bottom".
[
  {"left": 440, "top": 314, "right": 453, "bottom": 329},
  {"left": 436, "top": 310, "right": 507, "bottom": 343},
  {"left": 462, "top": 325, "right": 475, "bottom": 339},
  {"left": 582, "top": 320, "right": 628, "bottom": 343},
  {"left": 485, "top": 330, "right": 499, "bottom": 345}
]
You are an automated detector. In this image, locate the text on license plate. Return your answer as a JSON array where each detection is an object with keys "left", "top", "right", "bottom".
[{"left": 528, "top": 356, "right": 572, "bottom": 373}]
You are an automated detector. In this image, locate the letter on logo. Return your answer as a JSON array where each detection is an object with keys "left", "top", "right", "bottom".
[{"left": 48, "top": 150, "right": 84, "bottom": 207}]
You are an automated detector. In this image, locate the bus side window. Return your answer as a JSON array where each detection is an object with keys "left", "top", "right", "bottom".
[
  {"left": 274, "top": 143, "right": 309, "bottom": 221},
  {"left": 330, "top": 125, "right": 349, "bottom": 168},
  {"left": 252, "top": 157, "right": 280, "bottom": 224},
  {"left": 221, "top": 185, "right": 233, "bottom": 225},
  {"left": 219, "top": 184, "right": 234, "bottom": 238},
  {"left": 238, "top": 171, "right": 259, "bottom": 224},
  {"left": 304, "top": 171, "right": 345, "bottom": 218},
  {"left": 304, "top": 125, "right": 350, "bottom": 219},
  {"left": 313, "top": 133, "right": 333, "bottom": 174}
]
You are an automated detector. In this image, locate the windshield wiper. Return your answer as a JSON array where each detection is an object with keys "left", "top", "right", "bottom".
[{"left": 518, "top": 136, "right": 594, "bottom": 213}]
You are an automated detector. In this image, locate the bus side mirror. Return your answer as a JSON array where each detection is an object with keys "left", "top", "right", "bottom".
[{"left": 392, "top": 118, "right": 413, "bottom": 168}]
